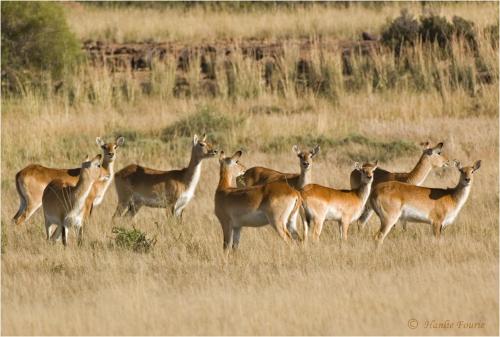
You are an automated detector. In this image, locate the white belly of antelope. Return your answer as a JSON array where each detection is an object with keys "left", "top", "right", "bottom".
[
  {"left": 325, "top": 206, "right": 342, "bottom": 221},
  {"left": 401, "top": 206, "right": 429, "bottom": 223}
]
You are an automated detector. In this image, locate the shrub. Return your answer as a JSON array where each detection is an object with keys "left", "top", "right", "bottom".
[
  {"left": 419, "top": 14, "right": 454, "bottom": 49},
  {"left": 112, "top": 226, "right": 156, "bottom": 253},
  {"left": 485, "top": 22, "right": 499, "bottom": 49},
  {"left": 1, "top": 2, "right": 82, "bottom": 92},
  {"left": 452, "top": 16, "right": 478, "bottom": 51},
  {"left": 263, "top": 133, "right": 418, "bottom": 163},
  {"left": 161, "top": 107, "right": 246, "bottom": 146},
  {"left": 381, "top": 9, "right": 421, "bottom": 56}
]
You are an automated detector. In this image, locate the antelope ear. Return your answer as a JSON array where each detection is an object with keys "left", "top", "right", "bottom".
[
  {"left": 96, "top": 137, "right": 105, "bottom": 147},
  {"left": 232, "top": 150, "right": 242, "bottom": 160},
  {"left": 433, "top": 142, "right": 444, "bottom": 154},
  {"left": 453, "top": 159, "right": 462, "bottom": 169},
  {"left": 116, "top": 136, "right": 125, "bottom": 147},
  {"left": 353, "top": 162, "right": 362, "bottom": 171},
  {"left": 292, "top": 145, "right": 301, "bottom": 156},
  {"left": 202, "top": 133, "right": 207, "bottom": 141},
  {"left": 473, "top": 160, "right": 481, "bottom": 172},
  {"left": 83, "top": 154, "right": 90, "bottom": 162},
  {"left": 311, "top": 145, "right": 320, "bottom": 157},
  {"left": 373, "top": 160, "right": 378, "bottom": 168},
  {"left": 92, "top": 154, "right": 102, "bottom": 165},
  {"left": 193, "top": 134, "right": 199, "bottom": 145},
  {"left": 420, "top": 141, "right": 431, "bottom": 149}
]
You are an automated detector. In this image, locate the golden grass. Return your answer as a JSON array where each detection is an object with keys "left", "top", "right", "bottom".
[
  {"left": 66, "top": 2, "right": 499, "bottom": 43},
  {"left": 2, "top": 88, "right": 498, "bottom": 335},
  {"left": 1, "top": 2, "right": 499, "bottom": 335}
]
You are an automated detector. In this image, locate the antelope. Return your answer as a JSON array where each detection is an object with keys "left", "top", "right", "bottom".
[
  {"left": 350, "top": 141, "right": 449, "bottom": 230},
  {"left": 42, "top": 154, "right": 109, "bottom": 246},
  {"left": 237, "top": 145, "right": 320, "bottom": 189},
  {"left": 301, "top": 161, "right": 378, "bottom": 241},
  {"left": 13, "top": 136, "right": 124, "bottom": 225},
  {"left": 371, "top": 160, "right": 481, "bottom": 246},
  {"left": 215, "top": 150, "right": 302, "bottom": 251},
  {"left": 113, "top": 134, "right": 217, "bottom": 218}
]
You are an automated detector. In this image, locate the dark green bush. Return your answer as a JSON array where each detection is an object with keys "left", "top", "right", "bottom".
[
  {"left": 1, "top": 2, "right": 82, "bottom": 92},
  {"left": 419, "top": 14, "right": 454, "bottom": 49},
  {"left": 381, "top": 9, "right": 421, "bottom": 56},
  {"left": 382, "top": 11, "right": 483, "bottom": 57},
  {"left": 161, "top": 107, "right": 246, "bottom": 146},
  {"left": 452, "top": 16, "right": 477, "bottom": 51}
]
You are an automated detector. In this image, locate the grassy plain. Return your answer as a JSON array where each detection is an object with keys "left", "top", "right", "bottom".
[{"left": 1, "top": 2, "right": 499, "bottom": 336}]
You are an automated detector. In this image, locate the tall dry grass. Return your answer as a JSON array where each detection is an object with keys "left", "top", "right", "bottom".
[
  {"left": 1, "top": 2, "right": 499, "bottom": 336},
  {"left": 66, "top": 2, "right": 499, "bottom": 43}
]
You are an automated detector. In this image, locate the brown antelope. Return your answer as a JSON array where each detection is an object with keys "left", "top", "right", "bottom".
[
  {"left": 42, "top": 154, "right": 109, "bottom": 246},
  {"left": 350, "top": 141, "right": 449, "bottom": 229},
  {"left": 113, "top": 134, "right": 217, "bottom": 218},
  {"left": 301, "top": 161, "right": 378, "bottom": 241},
  {"left": 237, "top": 145, "right": 320, "bottom": 189},
  {"left": 215, "top": 150, "right": 302, "bottom": 250},
  {"left": 371, "top": 160, "right": 481, "bottom": 246},
  {"left": 13, "top": 136, "right": 124, "bottom": 225}
]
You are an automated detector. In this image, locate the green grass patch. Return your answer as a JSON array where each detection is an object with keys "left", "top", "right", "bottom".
[
  {"left": 161, "top": 106, "right": 247, "bottom": 148},
  {"left": 263, "top": 133, "right": 418, "bottom": 163}
]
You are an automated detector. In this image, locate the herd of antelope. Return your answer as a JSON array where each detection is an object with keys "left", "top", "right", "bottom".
[{"left": 12, "top": 134, "right": 481, "bottom": 250}]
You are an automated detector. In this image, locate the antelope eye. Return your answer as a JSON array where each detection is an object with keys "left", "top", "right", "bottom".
[{"left": 199, "top": 143, "right": 205, "bottom": 147}]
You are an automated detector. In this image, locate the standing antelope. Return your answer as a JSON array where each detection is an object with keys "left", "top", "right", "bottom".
[
  {"left": 301, "top": 161, "right": 378, "bottom": 241},
  {"left": 13, "top": 136, "right": 124, "bottom": 225},
  {"left": 237, "top": 145, "right": 320, "bottom": 189},
  {"left": 215, "top": 150, "right": 302, "bottom": 250},
  {"left": 371, "top": 160, "right": 481, "bottom": 246},
  {"left": 113, "top": 134, "right": 217, "bottom": 218},
  {"left": 350, "top": 141, "right": 449, "bottom": 229},
  {"left": 42, "top": 154, "right": 108, "bottom": 246}
]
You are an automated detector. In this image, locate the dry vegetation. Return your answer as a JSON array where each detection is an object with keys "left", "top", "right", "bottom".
[
  {"left": 2, "top": 2, "right": 499, "bottom": 336},
  {"left": 66, "top": 2, "right": 499, "bottom": 43}
]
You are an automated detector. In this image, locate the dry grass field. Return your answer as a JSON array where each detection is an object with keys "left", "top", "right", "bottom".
[{"left": 1, "top": 2, "right": 499, "bottom": 336}]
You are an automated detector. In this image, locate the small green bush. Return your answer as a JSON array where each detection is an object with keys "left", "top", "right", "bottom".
[
  {"left": 381, "top": 9, "right": 421, "bottom": 56},
  {"left": 112, "top": 226, "right": 156, "bottom": 253},
  {"left": 1, "top": 2, "right": 82, "bottom": 92},
  {"left": 161, "top": 107, "right": 246, "bottom": 146}
]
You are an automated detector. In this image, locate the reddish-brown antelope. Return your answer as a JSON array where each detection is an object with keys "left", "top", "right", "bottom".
[
  {"left": 13, "top": 136, "right": 124, "bottom": 225},
  {"left": 301, "top": 161, "right": 378, "bottom": 241},
  {"left": 113, "top": 134, "right": 217, "bottom": 218},
  {"left": 215, "top": 150, "right": 302, "bottom": 250},
  {"left": 237, "top": 145, "right": 320, "bottom": 189},
  {"left": 371, "top": 160, "right": 481, "bottom": 246},
  {"left": 42, "top": 154, "right": 109, "bottom": 246},
  {"left": 350, "top": 141, "right": 449, "bottom": 230}
]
